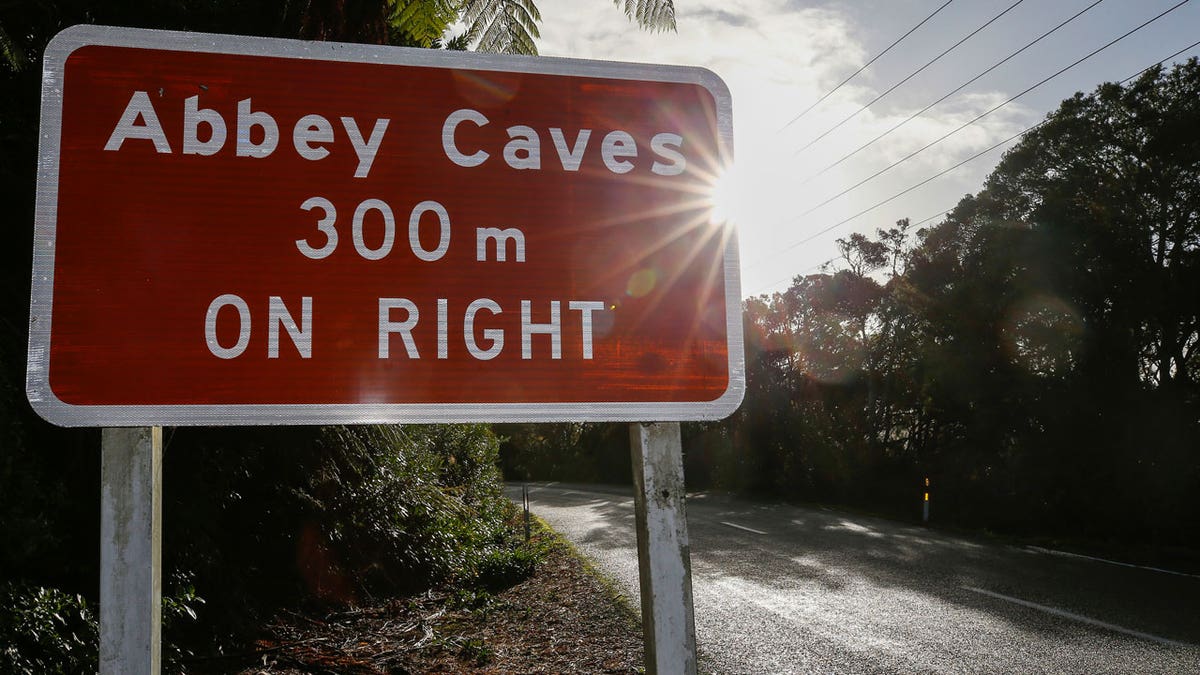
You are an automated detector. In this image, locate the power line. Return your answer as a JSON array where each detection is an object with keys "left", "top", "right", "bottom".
[
  {"left": 1119, "top": 38, "right": 1200, "bottom": 83},
  {"left": 750, "top": 127, "right": 1025, "bottom": 295},
  {"left": 912, "top": 207, "right": 954, "bottom": 229},
  {"left": 786, "top": 124, "right": 1036, "bottom": 262},
  {"left": 752, "top": 258, "right": 838, "bottom": 297},
  {"left": 790, "top": 0, "right": 1190, "bottom": 224},
  {"left": 778, "top": 0, "right": 956, "bottom": 132},
  {"left": 801, "top": 0, "right": 1107, "bottom": 185},
  {"left": 792, "top": 0, "right": 1026, "bottom": 155},
  {"left": 747, "top": 35, "right": 1200, "bottom": 297},
  {"left": 748, "top": 205, "right": 955, "bottom": 294}
]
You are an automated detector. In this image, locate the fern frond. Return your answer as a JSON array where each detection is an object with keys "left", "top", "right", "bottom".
[
  {"left": 0, "top": 23, "right": 28, "bottom": 72},
  {"left": 388, "top": 0, "right": 460, "bottom": 48},
  {"left": 614, "top": 0, "right": 676, "bottom": 32},
  {"left": 461, "top": 0, "right": 542, "bottom": 55}
]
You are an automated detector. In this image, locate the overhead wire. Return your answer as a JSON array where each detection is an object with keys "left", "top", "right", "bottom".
[
  {"left": 778, "top": 0, "right": 956, "bottom": 132},
  {"left": 800, "top": 0, "right": 1108, "bottom": 186},
  {"left": 751, "top": 202, "right": 955, "bottom": 295},
  {"left": 748, "top": 33, "right": 1200, "bottom": 297},
  {"left": 784, "top": 123, "right": 1037, "bottom": 259},
  {"left": 787, "top": 0, "right": 1191, "bottom": 225},
  {"left": 791, "top": 0, "right": 1026, "bottom": 155},
  {"left": 748, "top": 199, "right": 964, "bottom": 294}
]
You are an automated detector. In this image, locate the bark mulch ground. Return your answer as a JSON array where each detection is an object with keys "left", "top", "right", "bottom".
[{"left": 214, "top": 522, "right": 645, "bottom": 674}]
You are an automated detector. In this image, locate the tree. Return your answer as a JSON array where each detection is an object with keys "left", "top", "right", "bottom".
[
  {"left": 980, "top": 61, "right": 1200, "bottom": 391},
  {"left": 892, "top": 60, "right": 1200, "bottom": 537}
]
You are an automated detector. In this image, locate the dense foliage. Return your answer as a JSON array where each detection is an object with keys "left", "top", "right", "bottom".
[
  {"left": 497, "top": 423, "right": 632, "bottom": 484},
  {"left": 162, "top": 425, "right": 517, "bottom": 643}
]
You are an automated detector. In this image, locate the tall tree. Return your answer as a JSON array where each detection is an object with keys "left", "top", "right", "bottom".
[{"left": 979, "top": 61, "right": 1200, "bottom": 390}]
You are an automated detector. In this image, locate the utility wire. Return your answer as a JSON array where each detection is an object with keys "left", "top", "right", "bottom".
[
  {"left": 801, "top": 0, "right": 1107, "bottom": 185},
  {"left": 753, "top": 199, "right": 960, "bottom": 294},
  {"left": 752, "top": 202, "right": 955, "bottom": 294},
  {"left": 790, "top": 0, "right": 1190, "bottom": 223},
  {"left": 912, "top": 207, "right": 955, "bottom": 228},
  {"left": 753, "top": 258, "right": 838, "bottom": 297},
  {"left": 749, "top": 35, "right": 1200, "bottom": 297},
  {"left": 779, "top": 0, "right": 956, "bottom": 132},
  {"left": 787, "top": 124, "right": 1036, "bottom": 261},
  {"left": 1118, "top": 37, "right": 1200, "bottom": 83},
  {"left": 792, "top": 0, "right": 1026, "bottom": 155},
  {"left": 753, "top": 205, "right": 950, "bottom": 294}
]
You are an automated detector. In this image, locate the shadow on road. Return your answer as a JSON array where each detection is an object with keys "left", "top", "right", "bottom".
[{"left": 512, "top": 482, "right": 1200, "bottom": 652}]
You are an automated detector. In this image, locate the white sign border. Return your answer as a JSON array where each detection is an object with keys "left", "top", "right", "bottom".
[{"left": 27, "top": 24, "right": 744, "bottom": 426}]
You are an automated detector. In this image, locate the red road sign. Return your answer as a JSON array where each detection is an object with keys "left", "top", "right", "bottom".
[{"left": 28, "top": 25, "right": 742, "bottom": 425}]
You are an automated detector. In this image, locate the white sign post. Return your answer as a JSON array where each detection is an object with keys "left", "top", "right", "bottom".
[
  {"left": 631, "top": 422, "right": 698, "bottom": 674},
  {"left": 99, "top": 427, "right": 163, "bottom": 675}
]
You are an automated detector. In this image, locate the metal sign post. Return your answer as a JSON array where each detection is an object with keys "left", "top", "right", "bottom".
[
  {"left": 99, "top": 427, "right": 163, "bottom": 675},
  {"left": 631, "top": 422, "right": 697, "bottom": 675}
]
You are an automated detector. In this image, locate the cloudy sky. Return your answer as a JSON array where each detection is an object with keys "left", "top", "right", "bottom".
[{"left": 521, "top": 0, "right": 1200, "bottom": 297}]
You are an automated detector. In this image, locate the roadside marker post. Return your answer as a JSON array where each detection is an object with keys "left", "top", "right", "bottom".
[
  {"left": 523, "top": 484, "right": 532, "bottom": 543},
  {"left": 29, "top": 25, "right": 742, "bottom": 674},
  {"left": 923, "top": 477, "right": 931, "bottom": 523}
]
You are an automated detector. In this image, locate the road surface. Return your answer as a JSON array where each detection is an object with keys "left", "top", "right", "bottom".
[{"left": 508, "top": 483, "right": 1200, "bottom": 674}]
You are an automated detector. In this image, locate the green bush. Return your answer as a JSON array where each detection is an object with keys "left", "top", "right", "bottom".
[
  {"left": 160, "top": 423, "right": 515, "bottom": 648},
  {"left": 473, "top": 543, "right": 539, "bottom": 592},
  {"left": 0, "top": 583, "right": 98, "bottom": 674}
]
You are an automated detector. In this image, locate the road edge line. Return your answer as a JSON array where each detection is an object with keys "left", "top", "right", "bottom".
[
  {"left": 1024, "top": 546, "right": 1200, "bottom": 579},
  {"left": 962, "top": 586, "right": 1195, "bottom": 649}
]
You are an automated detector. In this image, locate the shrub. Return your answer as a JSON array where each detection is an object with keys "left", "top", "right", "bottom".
[
  {"left": 0, "top": 583, "right": 98, "bottom": 674},
  {"left": 161, "top": 423, "right": 515, "bottom": 646}
]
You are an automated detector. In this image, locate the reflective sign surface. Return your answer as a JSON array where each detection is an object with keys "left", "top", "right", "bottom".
[{"left": 29, "top": 25, "right": 742, "bottom": 425}]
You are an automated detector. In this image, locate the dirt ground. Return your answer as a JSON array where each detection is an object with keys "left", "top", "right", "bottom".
[{"left": 198, "top": 523, "right": 646, "bottom": 674}]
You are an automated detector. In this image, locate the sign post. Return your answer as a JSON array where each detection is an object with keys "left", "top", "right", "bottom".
[
  {"left": 30, "top": 25, "right": 742, "bottom": 674},
  {"left": 631, "top": 422, "right": 697, "bottom": 675},
  {"left": 99, "top": 427, "right": 162, "bottom": 675}
]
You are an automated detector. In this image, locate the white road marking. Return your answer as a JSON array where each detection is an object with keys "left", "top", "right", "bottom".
[
  {"left": 962, "top": 586, "right": 1195, "bottom": 648},
  {"left": 1025, "top": 546, "right": 1200, "bottom": 579},
  {"left": 720, "top": 521, "right": 767, "bottom": 535}
]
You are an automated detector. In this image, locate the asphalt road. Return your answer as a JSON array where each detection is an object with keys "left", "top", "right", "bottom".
[{"left": 507, "top": 483, "right": 1200, "bottom": 674}]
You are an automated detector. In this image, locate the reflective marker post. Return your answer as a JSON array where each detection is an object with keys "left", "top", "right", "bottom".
[
  {"left": 100, "top": 427, "right": 163, "bottom": 674},
  {"left": 631, "top": 422, "right": 698, "bottom": 675},
  {"left": 923, "top": 477, "right": 931, "bottom": 524}
]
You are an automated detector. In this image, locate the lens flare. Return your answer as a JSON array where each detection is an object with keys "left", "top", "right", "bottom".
[{"left": 626, "top": 268, "right": 659, "bottom": 298}]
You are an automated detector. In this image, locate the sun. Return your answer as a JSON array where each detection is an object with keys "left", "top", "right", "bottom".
[{"left": 707, "top": 163, "right": 749, "bottom": 227}]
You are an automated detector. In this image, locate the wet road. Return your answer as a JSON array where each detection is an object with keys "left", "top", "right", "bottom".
[{"left": 507, "top": 483, "right": 1200, "bottom": 674}]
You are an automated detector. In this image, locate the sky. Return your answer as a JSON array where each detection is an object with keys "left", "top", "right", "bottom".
[{"left": 519, "top": 0, "right": 1200, "bottom": 298}]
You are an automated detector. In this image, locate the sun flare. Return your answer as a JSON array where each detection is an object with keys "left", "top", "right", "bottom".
[{"left": 707, "top": 164, "right": 749, "bottom": 227}]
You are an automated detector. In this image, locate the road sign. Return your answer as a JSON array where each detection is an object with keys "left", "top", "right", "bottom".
[{"left": 28, "top": 25, "right": 742, "bottom": 426}]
